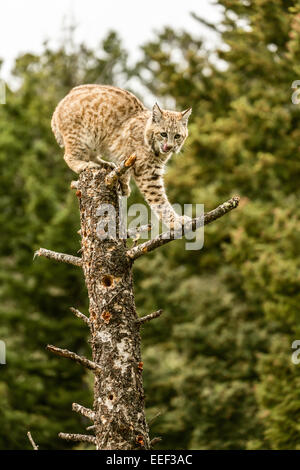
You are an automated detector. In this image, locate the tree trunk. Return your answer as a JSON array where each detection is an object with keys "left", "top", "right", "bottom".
[
  {"left": 35, "top": 158, "right": 239, "bottom": 450},
  {"left": 78, "top": 167, "right": 150, "bottom": 450}
]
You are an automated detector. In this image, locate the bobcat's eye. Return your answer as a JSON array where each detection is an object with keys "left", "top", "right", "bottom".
[
  {"left": 160, "top": 132, "right": 167, "bottom": 138},
  {"left": 174, "top": 134, "right": 181, "bottom": 139}
]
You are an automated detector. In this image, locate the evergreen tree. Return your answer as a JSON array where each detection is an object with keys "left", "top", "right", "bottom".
[{"left": 133, "top": 0, "right": 300, "bottom": 449}]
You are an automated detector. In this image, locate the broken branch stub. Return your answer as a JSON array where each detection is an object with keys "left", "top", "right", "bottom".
[{"left": 105, "top": 154, "right": 136, "bottom": 188}]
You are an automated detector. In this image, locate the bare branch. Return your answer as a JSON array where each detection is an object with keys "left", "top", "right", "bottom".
[
  {"left": 127, "top": 224, "right": 152, "bottom": 239},
  {"left": 105, "top": 154, "right": 136, "bottom": 188},
  {"left": 137, "top": 309, "right": 163, "bottom": 325},
  {"left": 46, "top": 345, "right": 101, "bottom": 374},
  {"left": 58, "top": 433, "right": 96, "bottom": 444},
  {"left": 150, "top": 437, "right": 162, "bottom": 447},
  {"left": 129, "top": 224, "right": 153, "bottom": 249},
  {"left": 149, "top": 411, "right": 162, "bottom": 425},
  {"left": 127, "top": 196, "right": 240, "bottom": 261},
  {"left": 34, "top": 248, "right": 82, "bottom": 267},
  {"left": 86, "top": 425, "right": 96, "bottom": 431},
  {"left": 72, "top": 403, "right": 95, "bottom": 421},
  {"left": 70, "top": 180, "right": 79, "bottom": 189},
  {"left": 27, "top": 431, "right": 39, "bottom": 450},
  {"left": 191, "top": 12, "right": 221, "bottom": 32},
  {"left": 70, "top": 307, "right": 90, "bottom": 326}
]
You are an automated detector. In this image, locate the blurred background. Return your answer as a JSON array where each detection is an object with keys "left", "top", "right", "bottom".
[{"left": 0, "top": 0, "right": 300, "bottom": 450}]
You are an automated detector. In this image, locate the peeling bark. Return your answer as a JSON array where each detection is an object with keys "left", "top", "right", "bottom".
[{"left": 78, "top": 167, "right": 150, "bottom": 450}]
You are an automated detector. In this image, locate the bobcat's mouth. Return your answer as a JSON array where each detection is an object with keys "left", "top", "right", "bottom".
[
  {"left": 161, "top": 143, "right": 173, "bottom": 154},
  {"left": 152, "top": 141, "right": 173, "bottom": 156}
]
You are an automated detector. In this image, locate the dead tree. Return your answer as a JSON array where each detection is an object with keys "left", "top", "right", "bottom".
[{"left": 35, "top": 155, "right": 239, "bottom": 450}]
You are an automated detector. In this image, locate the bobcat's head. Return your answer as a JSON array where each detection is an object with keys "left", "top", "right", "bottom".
[{"left": 145, "top": 103, "right": 192, "bottom": 157}]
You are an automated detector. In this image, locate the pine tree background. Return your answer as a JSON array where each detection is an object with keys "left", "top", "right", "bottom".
[{"left": 0, "top": 0, "right": 300, "bottom": 450}]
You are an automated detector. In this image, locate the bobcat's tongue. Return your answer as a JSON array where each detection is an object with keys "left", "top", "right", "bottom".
[{"left": 163, "top": 143, "right": 168, "bottom": 152}]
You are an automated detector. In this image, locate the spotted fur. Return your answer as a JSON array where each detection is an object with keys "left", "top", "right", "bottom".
[{"left": 51, "top": 85, "right": 192, "bottom": 227}]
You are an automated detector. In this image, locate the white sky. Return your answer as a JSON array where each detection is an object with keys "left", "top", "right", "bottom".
[{"left": 0, "top": 0, "right": 223, "bottom": 83}]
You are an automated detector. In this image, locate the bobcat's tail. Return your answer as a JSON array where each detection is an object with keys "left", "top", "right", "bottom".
[{"left": 51, "top": 111, "right": 64, "bottom": 148}]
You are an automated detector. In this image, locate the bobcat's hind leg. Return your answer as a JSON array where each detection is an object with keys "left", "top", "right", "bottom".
[
  {"left": 64, "top": 154, "right": 101, "bottom": 174},
  {"left": 64, "top": 140, "right": 101, "bottom": 174}
]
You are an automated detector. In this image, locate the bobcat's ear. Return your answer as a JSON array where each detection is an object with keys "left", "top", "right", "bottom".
[
  {"left": 181, "top": 107, "right": 192, "bottom": 125},
  {"left": 152, "top": 102, "right": 163, "bottom": 123}
]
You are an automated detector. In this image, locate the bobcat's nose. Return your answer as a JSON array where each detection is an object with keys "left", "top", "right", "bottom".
[{"left": 163, "top": 143, "right": 173, "bottom": 152}]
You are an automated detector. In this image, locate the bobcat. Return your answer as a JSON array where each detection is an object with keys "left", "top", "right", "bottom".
[{"left": 51, "top": 84, "right": 192, "bottom": 227}]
